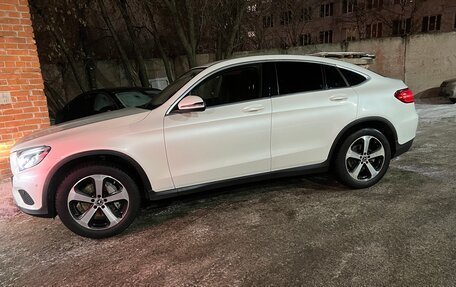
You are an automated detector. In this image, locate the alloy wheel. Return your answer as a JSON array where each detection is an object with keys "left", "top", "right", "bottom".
[
  {"left": 345, "top": 135, "right": 385, "bottom": 182},
  {"left": 67, "top": 174, "right": 130, "bottom": 230}
]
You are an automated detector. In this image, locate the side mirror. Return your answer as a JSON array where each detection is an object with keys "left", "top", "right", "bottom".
[{"left": 177, "top": 95, "right": 206, "bottom": 112}]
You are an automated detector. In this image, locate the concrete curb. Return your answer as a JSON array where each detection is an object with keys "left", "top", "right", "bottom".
[{"left": 0, "top": 180, "right": 18, "bottom": 218}]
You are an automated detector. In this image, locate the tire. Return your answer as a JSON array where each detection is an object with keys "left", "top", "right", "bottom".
[
  {"left": 334, "top": 128, "right": 391, "bottom": 189},
  {"left": 450, "top": 98, "right": 456, "bottom": 104},
  {"left": 56, "top": 164, "right": 140, "bottom": 238}
]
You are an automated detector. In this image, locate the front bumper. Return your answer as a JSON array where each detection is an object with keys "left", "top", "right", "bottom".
[{"left": 11, "top": 169, "right": 52, "bottom": 218}]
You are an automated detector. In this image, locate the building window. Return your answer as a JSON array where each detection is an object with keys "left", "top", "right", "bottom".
[
  {"left": 247, "top": 4, "right": 257, "bottom": 13},
  {"left": 263, "top": 15, "right": 274, "bottom": 28},
  {"left": 392, "top": 18, "right": 411, "bottom": 36},
  {"left": 280, "top": 11, "right": 292, "bottom": 25},
  {"left": 366, "top": 22, "right": 383, "bottom": 38},
  {"left": 320, "top": 3, "right": 334, "bottom": 18},
  {"left": 342, "top": 0, "right": 357, "bottom": 14},
  {"left": 319, "top": 30, "right": 333, "bottom": 43},
  {"left": 366, "top": 0, "right": 383, "bottom": 9},
  {"left": 300, "top": 33, "right": 312, "bottom": 45},
  {"left": 345, "top": 28, "right": 357, "bottom": 41},
  {"left": 422, "top": 15, "right": 442, "bottom": 32},
  {"left": 301, "top": 7, "right": 312, "bottom": 21}
]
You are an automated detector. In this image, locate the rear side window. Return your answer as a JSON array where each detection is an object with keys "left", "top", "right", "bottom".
[
  {"left": 276, "top": 62, "right": 324, "bottom": 95},
  {"left": 91, "top": 93, "right": 116, "bottom": 112},
  {"left": 324, "top": 65, "right": 348, "bottom": 89},
  {"left": 63, "top": 94, "right": 91, "bottom": 121},
  {"left": 340, "top": 68, "right": 367, "bottom": 86}
]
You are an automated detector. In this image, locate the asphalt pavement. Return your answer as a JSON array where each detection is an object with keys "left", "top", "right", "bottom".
[{"left": 1, "top": 103, "right": 456, "bottom": 286}]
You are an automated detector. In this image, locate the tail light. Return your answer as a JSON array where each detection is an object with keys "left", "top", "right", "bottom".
[{"left": 394, "top": 88, "right": 414, "bottom": 103}]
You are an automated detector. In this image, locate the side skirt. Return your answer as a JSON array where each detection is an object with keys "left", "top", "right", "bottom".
[{"left": 147, "top": 161, "right": 329, "bottom": 201}]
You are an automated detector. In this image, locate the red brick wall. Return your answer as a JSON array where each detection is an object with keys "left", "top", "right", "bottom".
[{"left": 0, "top": 0, "right": 49, "bottom": 180}]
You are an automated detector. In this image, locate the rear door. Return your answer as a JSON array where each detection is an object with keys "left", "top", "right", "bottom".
[{"left": 271, "top": 61, "right": 358, "bottom": 170}]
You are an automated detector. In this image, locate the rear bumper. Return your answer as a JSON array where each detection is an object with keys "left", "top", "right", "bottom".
[{"left": 394, "top": 138, "right": 414, "bottom": 158}]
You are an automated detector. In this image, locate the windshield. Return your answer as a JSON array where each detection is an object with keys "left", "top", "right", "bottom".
[
  {"left": 143, "top": 68, "right": 204, "bottom": 110},
  {"left": 114, "top": 91, "right": 153, "bottom": 107}
]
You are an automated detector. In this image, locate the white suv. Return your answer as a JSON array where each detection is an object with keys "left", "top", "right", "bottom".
[{"left": 10, "top": 55, "right": 418, "bottom": 238}]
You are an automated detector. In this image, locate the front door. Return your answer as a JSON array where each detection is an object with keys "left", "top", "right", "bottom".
[{"left": 164, "top": 64, "right": 272, "bottom": 188}]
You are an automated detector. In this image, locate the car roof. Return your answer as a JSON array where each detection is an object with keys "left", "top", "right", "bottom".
[
  {"left": 195, "top": 54, "right": 375, "bottom": 74},
  {"left": 192, "top": 54, "right": 378, "bottom": 79}
]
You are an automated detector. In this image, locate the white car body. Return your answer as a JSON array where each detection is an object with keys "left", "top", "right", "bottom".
[{"left": 10, "top": 55, "right": 418, "bottom": 233}]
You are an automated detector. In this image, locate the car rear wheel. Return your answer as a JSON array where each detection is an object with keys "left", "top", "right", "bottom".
[
  {"left": 334, "top": 128, "right": 391, "bottom": 189},
  {"left": 56, "top": 164, "right": 140, "bottom": 238}
]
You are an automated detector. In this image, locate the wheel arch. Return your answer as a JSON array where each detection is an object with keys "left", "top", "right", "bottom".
[
  {"left": 328, "top": 117, "right": 398, "bottom": 166},
  {"left": 44, "top": 150, "right": 153, "bottom": 217}
]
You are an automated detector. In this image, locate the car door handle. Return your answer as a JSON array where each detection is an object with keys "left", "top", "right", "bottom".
[
  {"left": 329, "top": 95, "right": 348, "bottom": 102},
  {"left": 242, "top": 105, "right": 264, "bottom": 112}
]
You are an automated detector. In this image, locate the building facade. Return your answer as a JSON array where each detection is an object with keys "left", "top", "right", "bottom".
[{"left": 248, "top": 0, "right": 456, "bottom": 49}]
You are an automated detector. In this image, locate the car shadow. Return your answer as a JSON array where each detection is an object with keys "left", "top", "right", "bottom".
[{"left": 124, "top": 173, "right": 346, "bottom": 235}]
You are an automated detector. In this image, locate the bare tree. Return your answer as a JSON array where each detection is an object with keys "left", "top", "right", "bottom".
[
  {"left": 144, "top": 1, "right": 175, "bottom": 82},
  {"left": 75, "top": 0, "right": 97, "bottom": 90},
  {"left": 162, "top": 0, "right": 209, "bottom": 68},
  {"left": 276, "top": 0, "right": 310, "bottom": 48},
  {"left": 211, "top": 0, "right": 248, "bottom": 60},
  {"left": 96, "top": 0, "right": 138, "bottom": 86},
  {"left": 30, "top": 0, "right": 89, "bottom": 92},
  {"left": 337, "top": 0, "right": 368, "bottom": 40},
  {"left": 115, "top": 0, "right": 151, "bottom": 87}
]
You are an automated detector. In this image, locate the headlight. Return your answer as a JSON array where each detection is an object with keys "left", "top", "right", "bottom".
[{"left": 11, "top": 146, "right": 51, "bottom": 173}]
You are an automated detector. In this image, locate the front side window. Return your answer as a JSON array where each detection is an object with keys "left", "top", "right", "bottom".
[
  {"left": 276, "top": 62, "right": 324, "bottom": 95},
  {"left": 190, "top": 66, "right": 260, "bottom": 107}
]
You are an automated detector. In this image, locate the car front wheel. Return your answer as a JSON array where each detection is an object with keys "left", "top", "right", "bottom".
[
  {"left": 56, "top": 164, "right": 140, "bottom": 238},
  {"left": 334, "top": 128, "right": 391, "bottom": 189}
]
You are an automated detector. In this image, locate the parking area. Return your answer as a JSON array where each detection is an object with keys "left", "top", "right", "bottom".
[{"left": 1, "top": 103, "right": 456, "bottom": 286}]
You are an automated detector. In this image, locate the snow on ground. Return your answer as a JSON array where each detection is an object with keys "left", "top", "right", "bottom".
[{"left": 416, "top": 104, "right": 456, "bottom": 123}]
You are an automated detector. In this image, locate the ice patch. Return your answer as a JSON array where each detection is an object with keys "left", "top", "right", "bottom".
[
  {"left": 416, "top": 104, "right": 456, "bottom": 123},
  {"left": 393, "top": 164, "right": 449, "bottom": 179}
]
